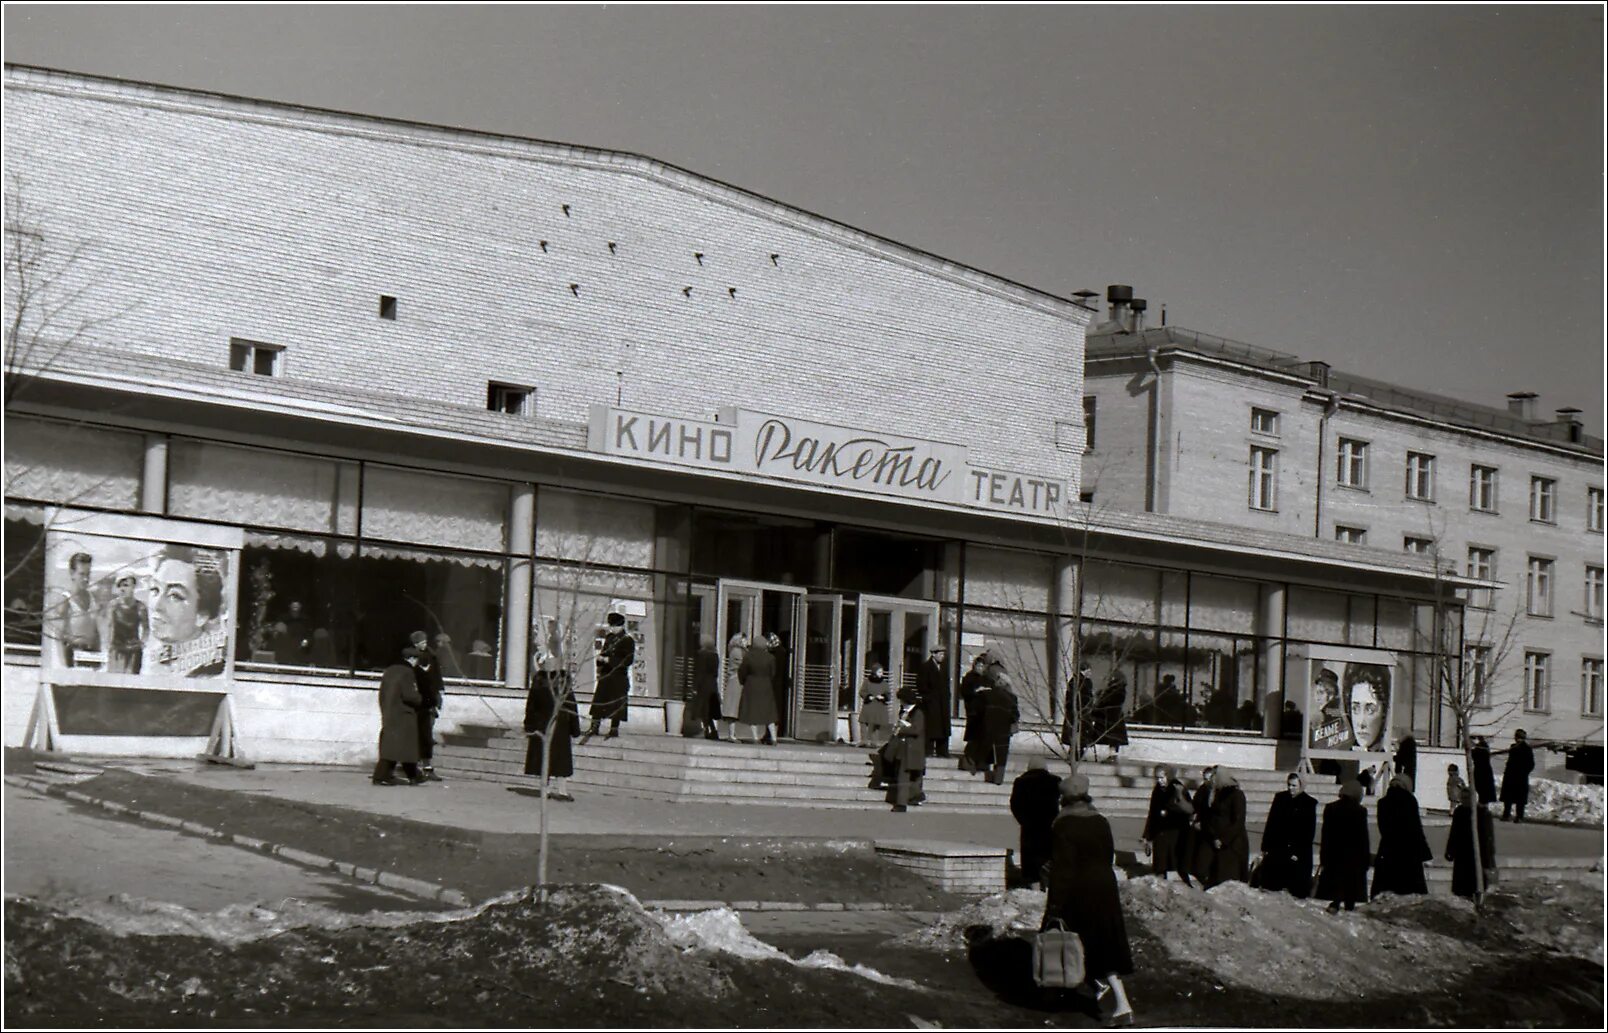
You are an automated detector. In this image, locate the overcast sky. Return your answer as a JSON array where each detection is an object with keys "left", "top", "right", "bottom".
[{"left": 5, "top": 5, "right": 1603, "bottom": 431}]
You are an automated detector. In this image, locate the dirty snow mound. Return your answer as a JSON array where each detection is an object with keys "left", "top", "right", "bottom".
[
  {"left": 1526, "top": 779, "right": 1605, "bottom": 826},
  {"left": 656, "top": 907, "right": 919, "bottom": 988},
  {"left": 893, "top": 888, "right": 1046, "bottom": 950},
  {"left": 47, "top": 895, "right": 457, "bottom": 945}
]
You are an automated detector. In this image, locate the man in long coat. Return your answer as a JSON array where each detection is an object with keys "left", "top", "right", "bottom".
[
  {"left": 1316, "top": 780, "right": 1371, "bottom": 912},
  {"left": 1470, "top": 736, "right": 1498, "bottom": 806},
  {"left": 1499, "top": 729, "right": 1536, "bottom": 822},
  {"left": 1446, "top": 785, "right": 1498, "bottom": 900},
  {"left": 373, "top": 646, "right": 425, "bottom": 786},
  {"left": 1010, "top": 756, "right": 1062, "bottom": 888},
  {"left": 917, "top": 645, "right": 952, "bottom": 758},
  {"left": 587, "top": 612, "right": 634, "bottom": 738},
  {"left": 958, "top": 653, "right": 990, "bottom": 770},
  {"left": 883, "top": 688, "right": 927, "bottom": 811},
  {"left": 409, "top": 630, "right": 446, "bottom": 781},
  {"left": 1371, "top": 773, "right": 1432, "bottom": 898},
  {"left": 1258, "top": 772, "right": 1318, "bottom": 897}
]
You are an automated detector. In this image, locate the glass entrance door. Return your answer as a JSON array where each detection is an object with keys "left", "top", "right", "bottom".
[
  {"left": 795, "top": 594, "right": 842, "bottom": 742},
  {"left": 853, "top": 595, "right": 941, "bottom": 741},
  {"left": 715, "top": 579, "right": 806, "bottom": 736}
]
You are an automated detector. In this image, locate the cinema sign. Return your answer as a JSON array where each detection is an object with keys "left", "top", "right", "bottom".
[{"left": 586, "top": 405, "right": 1070, "bottom": 517}]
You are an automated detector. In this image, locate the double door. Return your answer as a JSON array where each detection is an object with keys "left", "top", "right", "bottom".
[{"left": 851, "top": 595, "right": 940, "bottom": 738}]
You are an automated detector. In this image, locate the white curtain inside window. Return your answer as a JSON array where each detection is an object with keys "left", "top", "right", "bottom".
[
  {"left": 536, "top": 488, "right": 655, "bottom": 568},
  {"left": 4, "top": 416, "right": 144, "bottom": 510},
  {"left": 361, "top": 465, "right": 508, "bottom": 552},
  {"left": 170, "top": 440, "right": 357, "bottom": 534}
]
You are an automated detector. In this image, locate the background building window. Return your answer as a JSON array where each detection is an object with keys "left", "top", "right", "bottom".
[
  {"left": 1589, "top": 487, "right": 1604, "bottom": 533},
  {"left": 1463, "top": 643, "right": 1491, "bottom": 707},
  {"left": 487, "top": 382, "right": 534, "bottom": 417},
  {"left": 1470, "top": 465, "right": 1498, "bottom": 512},
  {"left": 1335, "top": 525, "right": 1367, "bottom": 545},
  {"left": 1586, "top": 565, "right": 1604, "bottom": 622},
  {"left": 1336, "top": 438, "right": 1369, "bottom": 488},
  {"left": 1404, "top": 536, "right": 1433, "bottom": 555},
  {"left": 1524, "top": 651, "right": 1551, "bottom": 712},
  {"left": 1466, "top": 547, "right": 1495, "bottom": 609},
  {"left": 1248, "top": 446, "right": 1277, "bottom": 511},
  {"left": 1082, "top": 397, "right": 1097, "bottom": 452},
  {"left": 1583, "top": 658, "right": 1604, "bottom": 717},
  {"left": 1526, "top": 556, "right": 1554, "bottom": 617},
  {"left": 1529, "top": 476, "right": 1556, "bottom": 523},
  {"left": 1250, "top": 408, "right": 1279, "bottom": 436},
  {"left": 229, "top": 338, "right": 283, "bottom": 376},
  {"left": 1405, "top": 452, "right": 1435, "bottom": 501}
]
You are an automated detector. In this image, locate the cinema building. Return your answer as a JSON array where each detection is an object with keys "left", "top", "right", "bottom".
[{"left": 3, "top": 66, "right": 1483, "bottom": 779}]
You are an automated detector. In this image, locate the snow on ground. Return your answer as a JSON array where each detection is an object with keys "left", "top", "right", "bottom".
[
  {"left": 656, "top": 907, "right": 919, "bottom": 988},
  {"left": 1525, "top": 779, "right": 1605, "bottom": 826}
]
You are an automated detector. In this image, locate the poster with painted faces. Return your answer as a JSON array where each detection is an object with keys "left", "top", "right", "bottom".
[
  {"left": 41, "top": 512, "right": 241, "bottom": 682},
  {"left": 1305, "top": 653, "right": 1394, "bottom": 760}
]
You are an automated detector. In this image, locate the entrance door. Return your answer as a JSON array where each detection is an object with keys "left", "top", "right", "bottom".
[
  {"left": 715, "top": 579, "right": 806, "bottom": 735},
  {"left": 853, "top": 595, "right": 941, "bottom": 741},
  {"left": 794, "top": 594, "right": 842, "bottom": 743}
]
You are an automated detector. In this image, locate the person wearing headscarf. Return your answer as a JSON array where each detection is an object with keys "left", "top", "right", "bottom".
[
  {"left": 1371, "top": 772, "right": 1432, "bottom": 898},
  {"left": 972, "top": 668, "right": 1021, "bottom": 784},
  {"left": 1142, "top": 764, "right": 1195, "bottom": 884},
  {"left": 720, "top": 633, "right": 748, "bottom": 742},
  {"left": 1042, "top": 773, "right": 1135, "bottom": 1026},
  {"left": 883, "top": 686, "right": 928, "bottom": 811},
  {"left": 1446, "top": 785, "right": 1498, "bottom": 900},
  {"left": 1202, "top": 767, "right": 1249, "bottom": 887},
  {"left": 859, "top": 658, "right": 896, "bottom": 751},
  {"left": 1258, "top": 772, "right": 1317, "bottom": 897},
  {"left": 1189, "top": 766, "right": 1217, "bottom": 883},
  {"left": 523, "top": 649, "right": 581, "bottom": 801},
  {"left": 958, "top": 652, "right": 991, "bottom": 771},
  {"left": 736, "top": 632, "right": 779, "bottom": 745},
  {"left": 686, "top": 634, "right": 722, "bottom": 740},
  {"left": 1316, "top": 779, "right": 1371, "bottom": 913},
  {"left": 1010, "top": 755, "right": 1062, "bottom": 888}
]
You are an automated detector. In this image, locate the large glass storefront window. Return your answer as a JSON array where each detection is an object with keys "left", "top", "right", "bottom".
[
  {"left": 363, "top": 465, "right": 508, "bottom": 552},
  {"left": 358, "top": 544, "right": 505, "bottom": 678},
  {"left": 4, "top": 416, "right": 145, "bottom": 511},
  {"left": 963, "top": 606, "right": 1054, "bottom": 726},
  {"left": 170, "top": 440, "right": 358, "bottom": 535},
  {"left": 834, "top": 528, "right": 947, "bottom": 600},
  {"left": 3, "top": 503, "right": 47, "bottom": 646},
  {"left": 534, "top": 563, "right": 656, "bottom": 700},
  {"left": 238, "top": 532, "right": 358, "bottom": 671}
]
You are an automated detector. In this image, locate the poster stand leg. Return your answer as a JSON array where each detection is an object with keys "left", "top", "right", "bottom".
[
  {"left": 198, "top": 695, "right": 254, "bottom": 769},
  {"left": 23, "top": 683, "right": 62, "bottom": 753}
]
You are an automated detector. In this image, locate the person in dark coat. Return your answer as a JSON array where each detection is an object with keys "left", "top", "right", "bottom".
[
  {"left": 1394, "top": 735, "right": 1419, "bottom": 787},
  {"left": 587, "top": 612, "right": 635, "bottom": 738},
  {"left": 373, "top": 646, "right": 426, "bottom": 786},
  {"left": 1189, "top": 766, "right": 1217, "bottom": 883},
  {"left": 883, "top": 687, "right": 928, "bottom": 811},
  {"left": 917, "top": 645, "right": 952, "bottom": 758},
  {"left": 1142, "top": 764, "right": 1195, "bottom": 884},
  {"left": 1446, "top": 785, "right": 1498, "bottom": 900},
  {"left": 687, "top": 634, "right": 722, "bottom": 740},
  {"left": 1010, "top": 756, "right": 1062, "bottom": 888},
  {"left": 968, "top": 670, "right": 1020, "bottom": 784},
  {"left": 522, "top": 652, "right": 581, "bottom": 801},
  {"left": 1060, "top": 664, "right": 1095, "bottom": 759},
  {"left": 766, "top": 632, "right": 792, "bottom": 738},
  {"left": 1091, "top": 671, "right": 1130, "bottom": 759},
  {"left": 1042, "top": 773, "right": 1135, "bottom": 1025},
  {"left": 1371, "top": 772, "right": 1432, "bottom": 898},
  {"left": 1258, "top": 772, "right": 1318, "bottom": 897},
  {"left": 1499, "top": 729, "right": 1536, "bottom": 822},
  {"left": 1317, "top": 779, "right": 1371, "bottom": 912},
  {"left": 408, "top": 630, "right": 446, "bottom": 781},
  {"left": 1202, "top": 767, "right": 1249, "bottom": 888},
  {"left": 958, "top": 654, "right": 991, "bottom": 770},
  {"left": 1470, "top": 736, "right": 1498, "bottom": 805},
  {"left": 737, "top": 635, "right": 779, "bottom": 744}
]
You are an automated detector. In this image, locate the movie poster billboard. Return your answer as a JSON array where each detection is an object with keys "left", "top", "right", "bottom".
[
  {"left": 40, "top": 509, "right": 242, "bottom": 685},
  {"left": 1301, "top": 645, "right": 1397, "bottom": 763}
]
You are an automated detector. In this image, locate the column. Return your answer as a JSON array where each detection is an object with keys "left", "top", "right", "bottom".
[
  {"left": 140, "top": 435, "right": 168, "bottom": 514},
  {"left": 1051, "top": 555, "right": 1079, "bottom": 723},
  {"left": 1259, "top": 584, "right": 1286, "bottom": 738},
  {"left": 503, "top": 483, "right": 536, "bottom": 690}
]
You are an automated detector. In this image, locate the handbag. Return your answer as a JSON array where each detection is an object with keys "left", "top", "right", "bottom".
[{"left": 1032, "top": 918, "right": 1086, "bottom": 989}]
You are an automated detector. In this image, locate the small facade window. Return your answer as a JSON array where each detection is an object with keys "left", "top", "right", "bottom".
[
  {"left": 1079, "top": 490, "right": 1095, "bottom": 505},
  {"left": 1530, "top": 476, "right": 1557, "bottom": 523},
  {"left": 1335, "top": 525, "right": 1367, "bottom": 545},
  {"left": 1470, "top": 464, "right": 1498, "bottom": 512},
  {"left": 1336, "top": 437, "right": 1369, "bottom": 489},
  {"left": 1466, "top": 546, "right": 1496, "bottom": 609},
  {"left": 1586, "top": 565, "right": 1605, "bottom": 622},
  {"left": 379, "top": 295, "right": 398, "bottom": 320},
  {"left": 1250, "top": 407, "right": 1279, "bottom": 436},
  {"left": 1526, "top": 555, "right": 1554, "bottom": 617},
  {"left": 1405, "top": 451, "right": 1436, "bottom": 501},
  {"left": 487, "top": 382, "right": 534, "bottom": 417},
  {"left": 1248, "top": 446, "right": 1278, "bottom": 511},
  {"left": 1589, "top": 486, "right": 1604, "bottom": 533},
  {"left": 1404, "top": 535, "right": 1433, "bottom": 555},
  {"left": 1583, "top": 657, "right": 1604, "bottom": 717},
  {"left": 1083, "top": 397, "right": 1097, "bottom": 452},
  {"left": 229, "top": 338, "right": 283, "bottom": 377},
  {"left": 1524, "top": 650, "right": 1551, "bottom": 712},
  {"left": 1464, "top": 644, "right": 1491, "bottom": 707}
]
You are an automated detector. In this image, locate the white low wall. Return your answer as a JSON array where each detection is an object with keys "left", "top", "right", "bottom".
[{"left": 1112, "top": 729, "right": 1280, "bottom": 771}]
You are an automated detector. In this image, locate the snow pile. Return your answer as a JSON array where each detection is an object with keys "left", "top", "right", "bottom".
[
  {"left": 891, "top": 888, "right": 1047, "bottom": 950},
  {"left": 51, "top": 895, "right": 456, "bottom": 945},
  {"left": 1524, "top": 779, "right": 1605, "bottom": 826},
  {"left": 656, "top": 907, "right": 918, "bottom": 988}
]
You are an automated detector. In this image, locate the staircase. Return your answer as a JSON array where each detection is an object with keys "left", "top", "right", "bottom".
[{"left": 435, "top": 725, "right": 1346, "bottom": 819}]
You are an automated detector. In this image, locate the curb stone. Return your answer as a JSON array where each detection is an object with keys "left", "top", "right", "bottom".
[{"left": 4, "top": 773, "right": 470, "bottom": 908}]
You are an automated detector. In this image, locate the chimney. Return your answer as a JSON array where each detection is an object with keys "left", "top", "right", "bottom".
[
  {"left": 1507, "top": 391, "right": 1539, "bottom": 421},
  {"left": 1129, "top": 298, "right": 1148, "bottom": 333},
  {"left": 1107, "top": 284, "right": 1133, "bottom": 331},
  {"left": 1306, "top": 360, "right": 1330, "bottom": 388},
  {"left": 1556, "top": 407, "right": 1583, "bottom": 443}
]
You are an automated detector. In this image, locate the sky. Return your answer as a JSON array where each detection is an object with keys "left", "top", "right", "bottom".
[{"left": 5, "top": 5, "right": 1604, "bottom": 432}]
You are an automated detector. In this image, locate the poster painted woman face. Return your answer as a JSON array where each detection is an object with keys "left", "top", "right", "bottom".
[{"left": 1344, "top": 664, "right": 1391, "bottom": 752}]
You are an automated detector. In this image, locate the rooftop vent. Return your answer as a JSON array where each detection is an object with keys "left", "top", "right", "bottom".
[{"left": 1506, "top": 391, "right": 1539, "bottom": 421}]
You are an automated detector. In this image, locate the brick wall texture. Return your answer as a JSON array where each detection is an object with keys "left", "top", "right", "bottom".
[{"left": 4, "top": 68, "right": 1087, "bottom": 488}]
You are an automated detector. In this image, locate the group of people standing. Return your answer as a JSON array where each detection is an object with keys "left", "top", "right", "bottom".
[
  {"left": 681, "top": 631, "right": 790, "bottom": 745},
  {"left": 372, "top": 630, "right": 448, "bottom": 785},
  {"left": 1136, "top": 765, "right": 1250, "bottom": 888}
]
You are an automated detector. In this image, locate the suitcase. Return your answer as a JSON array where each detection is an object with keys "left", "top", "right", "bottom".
[{"left": 1032, "top": 919, "right": 1086, "bottom": 988}]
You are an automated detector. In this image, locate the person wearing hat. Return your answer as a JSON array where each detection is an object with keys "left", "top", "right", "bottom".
[
  {"left": 1445, "top": 784, "right": 1498, "bottom": 900},
  {"left": 1060, "top": 663, "right": 1095, "bottom": 760},
  {"left": 586, "top": 611, "right": 635, "bottom": 739},
  {"left": 1371, "top": 772, "right": 1432, "bottom": 898},
  {"left": 884, "top": 686, "right": 928, "bottom": 811},
  {"left": 373, "top": 645, "right": 427, "bottom": 786},
  {"left": 408, "top": 630, "right": 446, "bottom": 782},
  {"left": 1042, "top": 771, "right": 1135, "bottom": 1025},
  {"left": 957, "top": 652, "right": 991, "bottom": 771},
  {"left": 1316, "top": 779, "right": 1371, "bottom": 912},
  {"left": 1470, "top": 734, "right": 1498, "bottom": 806},
  {"left": 105, "top": 569, "right": 148, "bottom": 674},
  {"left": 1010, "top": 756, "right": 1062, "bottom": 888},
  {"left": 1308, "top": 666, "right": 1352, "bottom": 751},
  {"left": 1498, "top": 729, "right": 1536, "bottom": 823},
  {"left": 916, "top": 644, "right": 952, "bottom": 759}
]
